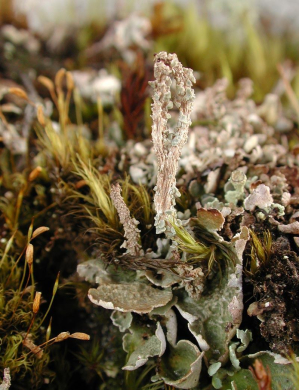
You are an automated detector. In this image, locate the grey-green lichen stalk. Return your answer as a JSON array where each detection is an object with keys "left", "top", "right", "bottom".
[
  {"left": 110, "top": 183, "right": 142, "bottom": 256},
  {"left": 149, "top": 52, "right": 196, "bottom": 242},
  {"left": 0, "top": 368, "right": 11, "bottom": 390}
]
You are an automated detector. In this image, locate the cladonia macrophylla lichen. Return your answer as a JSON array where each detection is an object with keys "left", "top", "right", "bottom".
[{"left": 149, "top": 52, "right": 196, "bottom": 246}]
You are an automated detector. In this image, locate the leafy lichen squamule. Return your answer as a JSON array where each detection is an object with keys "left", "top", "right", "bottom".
[{"left": 149, "top": 52, "right": 196, "bottom": 241}]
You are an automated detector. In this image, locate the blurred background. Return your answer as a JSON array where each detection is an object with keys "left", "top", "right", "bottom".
[
  {"left": 1, "top": 0, "right": 299, "bottom": 102},
  {"left": 1, "top": 2, "right": 299, "bottom": 390}
]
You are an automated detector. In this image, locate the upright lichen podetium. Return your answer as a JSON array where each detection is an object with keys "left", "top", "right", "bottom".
[
  {"left": 110, "top": 183, "right": 142, "bottom": 256},
  {"left": 149, "top": 52, "right": 196, "bottom": 247}
]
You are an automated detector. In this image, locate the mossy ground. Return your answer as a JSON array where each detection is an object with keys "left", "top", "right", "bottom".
[{"left": 1, "top": 2, "right": 299, "bottom": 389}]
